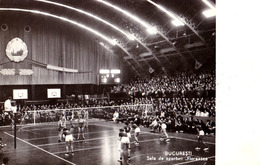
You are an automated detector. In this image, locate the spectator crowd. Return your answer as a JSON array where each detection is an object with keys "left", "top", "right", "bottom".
[{"left": 0, "top": 70, "right": 215, "bottom": 136}]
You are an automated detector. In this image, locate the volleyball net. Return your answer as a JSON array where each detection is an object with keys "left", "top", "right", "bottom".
[{"left": 16, "top": 104, "right": 153, "bottom": 126}]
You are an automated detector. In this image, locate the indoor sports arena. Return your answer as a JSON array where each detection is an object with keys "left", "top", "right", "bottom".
[{"left": 0, "top": 0, "right": 216, "bottom": 165}]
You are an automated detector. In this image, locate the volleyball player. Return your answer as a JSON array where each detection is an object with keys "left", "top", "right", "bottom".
[
  {"left": 69, "top": 115, "right": 75, "bottom": 140},
  {"left": 77, "top": 115, "right": 85, "bottom": 140},
  {"left": 124, "top": 121, "right": 131, "bottom": 150},
  {"left": 84, "top": 109, "right": 89, "bottom": 128},
  {"left": 160, "top": 120, "right": 170, "bottom": 142},
  {"left": 58, "top": 115, "right": 66, "bottom": 143},
  {"left": 4, "top": 97, "right": 17, "bottom": 129},
  {"left": 195, "top": 125, "right": 209, "bottom": 152},
  {"left": 124, "top": 121, "right": 132, "bottom": 162},
  {"left": 132, "top": 124, "right": 140, "bottom": 146},
  {"left": 63, "top": 128, "right": 74, "bottom": 156},
  {"left": 0, "top": 137, "right": 7, "bottom": 151},
  {"left": 124, "top": 121, "right": 131, "bottom": 138},
  {"left": 118, "top": 128, "right": 130, "bottom": 163}
]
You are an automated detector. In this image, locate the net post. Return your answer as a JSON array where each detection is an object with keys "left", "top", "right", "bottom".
[
  {"left": 14, "top": 112, "right": 16, "bottom": 149},
  {"left": 13, "top": 106, "right": 17, "bottom": 149}
]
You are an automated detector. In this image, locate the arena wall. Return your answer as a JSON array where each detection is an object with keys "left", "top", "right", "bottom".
[{"left": 0, "top": 12, "right": 123, "bottom": 85}]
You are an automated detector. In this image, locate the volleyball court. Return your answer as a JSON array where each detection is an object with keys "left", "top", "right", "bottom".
[{"left": 0, "top": 104, "right": 215, "bottom": 165}]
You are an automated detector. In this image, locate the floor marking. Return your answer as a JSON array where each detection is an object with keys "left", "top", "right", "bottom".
[
  {"left": 52, "top": 138, "right": 160, "bottom": 155},
  {"left": 17, "top": 121, "right": 96, "bottom": 131},
  {"left": 23, "top": 128, "right": 116, "bottom": 141},
  {"left": 20, "top": 129, "right": 41, "bottom": 135},
  {"left": 37, "top": 135, "right": 118, "bottom": 147},
  {"left": 93, "top": 122, "right": 215, "bottom": 145},
  {"left": 36, "top": 131, "right": 151, "bottom": 147},
  {"left": 4, "top": 132, "right": 76, "bottom": 165},
  {"left": 142, "top": 131, "right": 215, "bottom": 145}
]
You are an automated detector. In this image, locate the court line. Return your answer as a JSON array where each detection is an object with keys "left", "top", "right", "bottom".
[
  {"left": 20, "top": 129, "right": 41, "bottom": 135},
  {"left": 4, "top": 132, "right": 76, "bottom": 165},
  {"left": 93, "top": 122, "right": 215, "bottom": 145},
  {"left": 143, "top": 131, "right": 215, "bottom": 145},
  {"left": 37, "top": 132, "right": 152, "bottom": 147},
  {"left": 52, "top": 138, "right": 160, "bottom": 155},
  {"left": 18, "top": 122, "right": 92, "bottom": 131},
  {"left": 22, "top": 129, "right": 115, "bottom": 141},
  {"left": 37, "top": 135, "right": 117, "bottom": 147}
]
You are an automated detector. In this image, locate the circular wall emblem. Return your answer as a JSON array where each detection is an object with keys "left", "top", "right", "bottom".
[
  {"left": 1, "top": 24, "right": 8, "bottom": 31},
  {"left": 6, "top": 38, "right": 28, "bottom": 62}
]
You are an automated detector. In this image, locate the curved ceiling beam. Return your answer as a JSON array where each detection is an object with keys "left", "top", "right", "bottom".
[
  {"left": 35, "top": 0, "right": 135, "bottom": 41},
  {"left": 34, "top": 0, "right": 152, "bottom": 72},
  {"left": 97, "top": 0, "right": 157, "bottom": 35},
  {"left": 147, "top": 0, "right": 214, "bottom": 51},
  {"left": 97, "top": 0, "right": 169, "bottom": 71},
  {"left": 35, "top": 0, "right": 154, "bottom": 56},
  {"left": 0, "top": 8, "right": 116, "bottom": 46},
  {"left": 0, "top": 8, "right": 144, "bottom": 74}
]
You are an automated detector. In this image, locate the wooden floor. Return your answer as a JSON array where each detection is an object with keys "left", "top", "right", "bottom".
[{"left": 0, "top": 119, "right": 215, "bottom": 165}]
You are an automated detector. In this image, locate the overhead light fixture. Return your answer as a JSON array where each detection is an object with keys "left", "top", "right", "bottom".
[
  {"left": 146, "top": 27, "right": 157, "bottom": 34},
  {"left": 172, "top": 19, "right": 184, "bottom": 26},
  {"left": 97, "top": 0, "right": 157, "bottom": 35},
  {"left": 202, "top": 0, "right": 215, "bottom": 9},
  {"left": 147, "top": 0, "right": 184, "bottom": 27},
  {"left": 202, "top": 9, "right": 216, "bottom": 18},
  {"left": 201, "top": 0, "right": 216, "bottom": 18}
]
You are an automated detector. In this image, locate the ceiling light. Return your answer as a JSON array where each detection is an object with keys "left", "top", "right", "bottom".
[
  {"left": 146, "top": 27, "right": 157, "bottom": 34},
  {"left": 147, "top": 0, "right": 184, "bottom": 27},
  {"left": 202, "top": 0, "right": 215, "bottom": 9},
  {"left": 97, "top": 0, "right": 157, "bottom": 35},
  {"left": 202, "top": 9, "right": 216, "bottom": 18},
  {"left": 172, "top": 19, "right": 184, "bottom": 26}
]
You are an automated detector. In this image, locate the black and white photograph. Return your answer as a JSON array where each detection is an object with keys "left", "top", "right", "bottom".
[{"left": 2, "top": 0, "right": 253, "bottom": 164}]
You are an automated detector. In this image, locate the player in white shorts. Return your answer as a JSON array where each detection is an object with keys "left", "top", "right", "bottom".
[
  {"left": 195, "top": 125, "right": 209, "bottom": 152},
  {"left": 160, "top": 120, "right": 170, "bottom": 142},
  {"left": 132, "top": 124, "right": 140, "bottom": 146},
  {"left": 77, "top": 115, "right": 86, "bottom": 140},
  {"left": 63, "top": 128, "right": 74, "bottom": 156},
  {"left": 118, "top": 128, "right": 130, "bottom": 163},
  {"left": 58, "top": 116, "right": 66, "bottom": 143}
]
